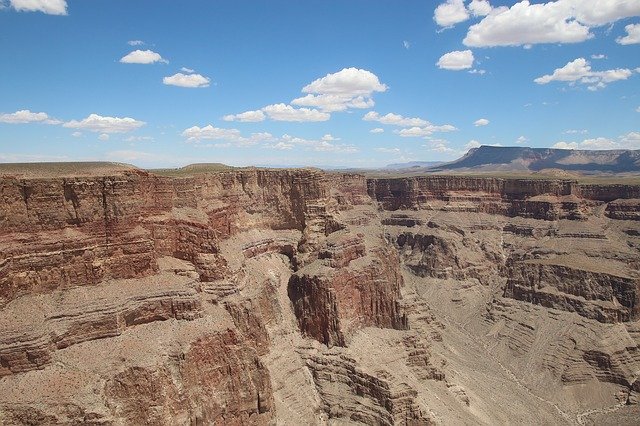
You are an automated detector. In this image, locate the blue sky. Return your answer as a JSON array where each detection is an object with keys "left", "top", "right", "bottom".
[{"left": 1, "top": 0, "right": 639, "bottom": 168}]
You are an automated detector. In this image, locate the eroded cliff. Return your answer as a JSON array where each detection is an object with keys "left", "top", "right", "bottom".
[{"left": 1, "top": 165, "right": 639, "bottom": 425}]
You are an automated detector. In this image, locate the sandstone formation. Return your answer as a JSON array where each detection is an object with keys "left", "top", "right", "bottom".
[{"left": 1, "top": 163, "right": 639, "bottom": 425}]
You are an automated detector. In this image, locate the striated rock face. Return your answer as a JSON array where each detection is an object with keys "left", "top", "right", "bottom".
[
  {"left": 289, "top": 234, "right": 408, "bottom": 347},
  {"left": 2, "top": 165, "right": 640, "bottom": 425},
  {"left": 504, "top": 261, "right": 640, "bottom": 323}
]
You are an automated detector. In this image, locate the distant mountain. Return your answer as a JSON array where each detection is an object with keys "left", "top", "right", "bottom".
[
  {"left": 435, "top": 146, "right": 640, "bottom": 174},
  {"left": 385, "top": 161, "right": 444, "bottom": 169}
]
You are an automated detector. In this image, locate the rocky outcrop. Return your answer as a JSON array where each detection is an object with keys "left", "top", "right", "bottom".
[
  {"left": 289, "top": 242, "right": 408, "bottom": 347},
  {"left": 504, "top": 261, "right": 640, "bottom": 323},
  {"left": 305, "top": 351, "right": 432, "bottom": 425},
  {"left": 2, "top": 164, "right": 640, "bottom": 424}
]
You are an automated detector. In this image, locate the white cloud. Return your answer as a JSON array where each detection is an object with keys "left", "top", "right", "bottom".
[
  {"left": 98, "top": 133, "right": 109, "bottom": 141},
  {"left": 552, "top": 141, "right": 579, "bottom": 149},
  {"left": 468, "top": 0, "right": 492, "bottom": 16},
  {"left": 564, "top": 129, "right": 588, "bottom": 134},
  {"left": 123, "top": 135, "right": 154, "bottom": 142},
  {"left": 163, "top": 72, "right": 210, "bottom": 88},
  {"left": 591, "top": 54, "right": 606, "bottom": 59},
  {"left": 63, "top": 113, "right": 145, "bottom": 133},
  {"left": 425, "top": 140, "right": 456, "bottom": 153},
  {"left": 10, "top": 0, "right": 66, "bottom": 15},
  {"left": 552, "top": 132, "right": 640, "bottom": 150},
  {"left": 71, "top": 131, "right": 82, "bottom": 137},
  {"left": 403, "top": 40, "right": 411, "bottom": 49},
  {"left": 180, "top": 67, "right": 195, "bottom": 73},
  {"left": 474, "top": 118, "right": 489, "bottom": 126},
  {"left": 370, "top": 128, "right": 384, "bottom": 134},
  {"left": 463, "top": 0, "right": 640, "bottom": 47},
  {"left": 534, "top": 58, "right": 634, "bottom": 90},
  {"left": 434, "top": 0, "right": 469, "bottom": 27},
  {"left": 291, "top": 93, "right": 374, "bottom": 112},
  {"left": 464, "top": 139, "right": 482, "bottom": 150},
  {"left": 363, "top": 111, "right": 428, "bottom": 127},
  {"left": 437, "top": 50, "right": 474, "bottom": 70},
  {"left": 397, "top": 125, "right": 457, "bottom": 137},
  {"left": 182, "top": 125, "right": 357, "bottom": 153},
  {"left": 516, "top": 135, "right": 528, "bottom": 144},
  {"left": 182, "top": 125, "right": 243, "bottom": 142},
  {"left": 127, "top": 40, "right": 144, "bottom": 46},
  {"left": 262, "top": 103, "right": 329, "bottom": 122},
  {"left": 321, "top": 134, "right": 340, "bottom": 141},
  {"left": 364, "top": 111, "right": 457, "bottom": 136},
  {"left": 0, "top": 109, "right": 60, "bottom": 124},
  {"left": 374, "top": 147, "right": 401, "bottom": 153},
  {"left": 120, "top": 50, "right": 168, "bottom": 64},
  {"left": 637, "top": 106, "right": 640, "bottom": 112},
  {"left": 263, "top": 134, "right": 357, "bottom": 153},
  {"left": 293, "top": 67, "right": 387, "bottom": 112},
  {"left": 617, "top": 23, "right": 640, "bottom": 45},
  {"left": 468, "top": 68, "right": 486, "bottom": 75},
  {"left": 302, "top": 67, "right": 387, "bottom": 96},
  {"left": 222, "top": 110, "right": 266, "bottom": 122},
  {"left": 224, "top": 68, "right": 385, "bottom": 122}
]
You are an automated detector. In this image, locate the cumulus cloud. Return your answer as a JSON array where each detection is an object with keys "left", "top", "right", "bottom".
[
  {"left": 591, "top": 54, "right": 606, "bottom": 59},
  {"left": 272, "top": 134, "right": 357, "bottom": 153},
  {"left": 617, "top": 23, "right": 640, "bottom": 45},
  {"left": 516, "top": 135, "right": 528, "bottom": 144},
  {"left": 0, "top": 109, "right": 60, "bottom": 124},
  {"left": 370, "top": 128, "right": 384, "bottom": 134},
  {"left": 534, "top": 57, "right": 635, "bottom": 90},
  {"left": 364, "top": 111, "right": 457, "bottom": 137},
  {"left": 437, "top": 50, "right": 474, "bottom": 70},
  {"left": 397, "top": 125, "right": 457, "bottom": 137},
  {"left": 262, "top": 103, "right": 329, "bottom": 122},
  {"left": 468, "top": 0, "right": 492, "bottom": 16},
  {"left": 302, "top": 67, "right": 387, "bottom": 96},
  {"left": 434, "top": 0, "right": 469, "bottom": 27},
  {"left": 474, "top": 118, "right": 489, "bottom": 126},
  {"left": 71, "top": 131, "right": 82, "bottom": 137},
  {"left": 403, "top": 40, "right": 411, "bottom": 49},
  {"left": 222, "top": 110, "right": 266, "bottom": 122},
  {"left": 98, "top": 133, "right": 109, "bottom": 141},
  {"left": 424, "top": 140, "right": 457, "bottom": 154},
  {"left": 552, "top": 132, "right": 640, "bottom": 150},
  {"left": 63, "top": 113, "right": 145, "bottom": 133},
  {"left": 180, "top": 67, "right": 195, "bottom": 73},
  {"left": 120, "top": 50, "right": 168, "bottom": 64},
  {"left": 127, "top": 40, "right": 144, "bottom": 46},
  {"left": 363, "top": 111, "right": 427, "bottom": 127},
  {"left": 9, "top": 0, "right": 66, "bottom": 15},
  {"left": 464, "top": 139, "right": 482, "bottom": 150},
  {"left": 225, "top": 68, "right": 386, "bottom": 122},
  {"left": 292, "top": 67, "right": 387, "bottom": 112},
  {"left": 181, "top": 125, "right": 357, "bottom": 153},
  {"left": 464, "top": 0, "right": 640, "bottom": 47},
  {"left": 163, "top": 72, "right": 210, "bottom": 88},
  {"left": 182, "top": 125, "right": 243, "bottom": 142}
]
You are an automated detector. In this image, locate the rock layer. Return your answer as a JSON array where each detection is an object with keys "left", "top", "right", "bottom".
[{"left": 1, "top": 166, "right": 639, "bottom": 424}]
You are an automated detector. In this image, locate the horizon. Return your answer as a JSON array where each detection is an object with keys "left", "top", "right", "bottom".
[{"left": 1, "top": 0, "right": 639, "bottom": 168}]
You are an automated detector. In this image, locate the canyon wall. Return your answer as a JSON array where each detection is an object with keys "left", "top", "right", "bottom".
[{"left": 1, "top": 167, "right": 639, "bottom": 424}]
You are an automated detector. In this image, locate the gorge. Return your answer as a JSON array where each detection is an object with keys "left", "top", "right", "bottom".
[{"left": 0, "top": 163, "right": 639, "bottom": 425}]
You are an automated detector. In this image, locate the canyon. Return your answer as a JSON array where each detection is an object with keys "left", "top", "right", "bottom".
[{"left": 0, "top": 163, "right": 639, "bottom": 425}]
